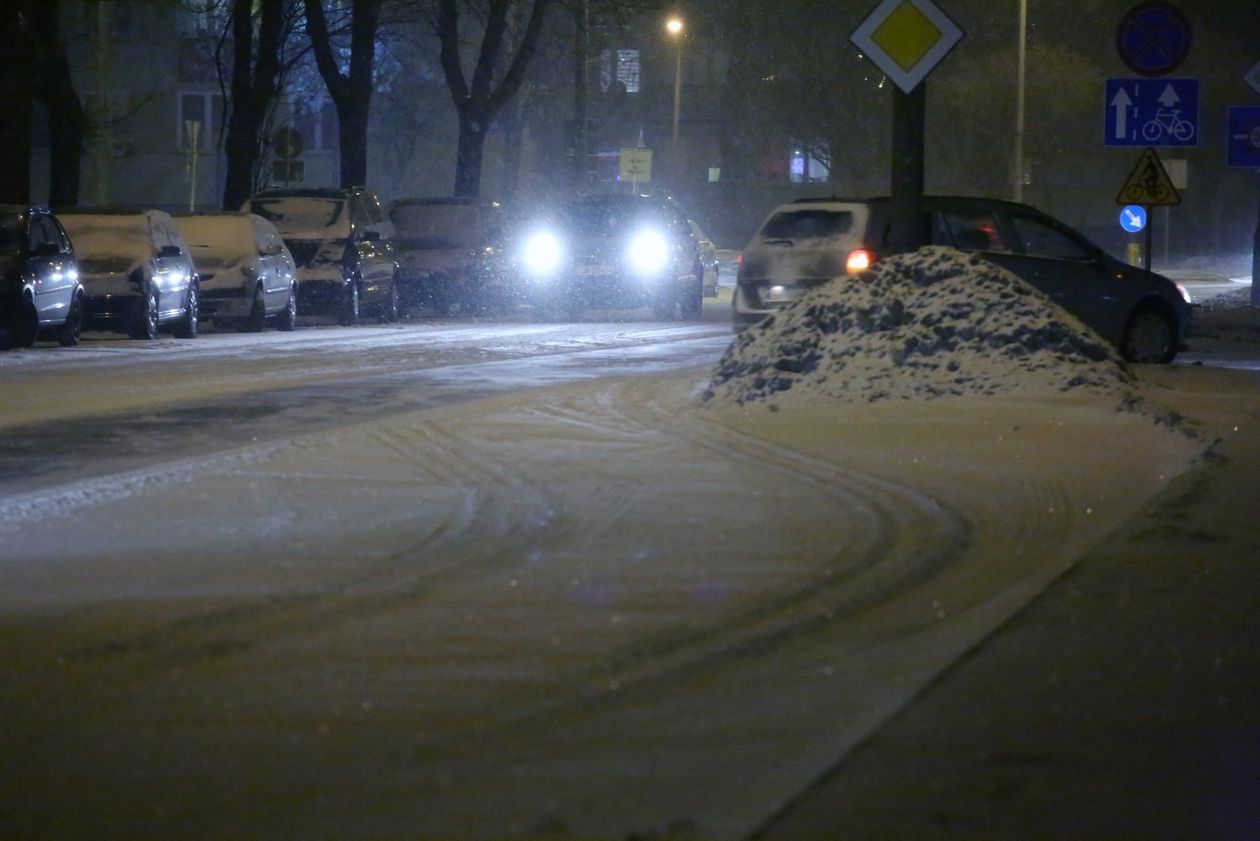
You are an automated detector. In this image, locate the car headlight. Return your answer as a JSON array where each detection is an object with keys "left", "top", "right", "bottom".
[
  {"left": 1175, "top": 283, "right": 1191, "bottom": 304},
  {"left": 522, "top": 230, "right": 563, "bottom": 275},
  {"left": 628, "top": 229, "right": 669, "bottom": 275}
]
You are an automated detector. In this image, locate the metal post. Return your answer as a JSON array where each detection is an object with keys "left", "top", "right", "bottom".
[
  {"left": 186, "top": 121, "right": 200, "bottom": 212},
  {"left": 671, "top": 42, "right": 682, "bottom": 154},
  {"left": 891, "top": 83, "right": 928, "bottom": 252},
  {"left": 573, "top": 0, "right": 589, "bottom": 191},
  {"left": 1144, "top": 204, "right": 1153, "bottom": 272},
  {"left": 1252, "top": 172, "right": 1259, "bottom": 307},
  {"left": 1013, "top": 0, "right": 1027, "bottom": 202}
]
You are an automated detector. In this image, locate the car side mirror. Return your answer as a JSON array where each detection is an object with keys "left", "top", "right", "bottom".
[
  {"left": 157, "top": 244, "right": 183, "bottom": 258},
  {"left": 34, "top": 242, "right": 61, "bottom": 258}
]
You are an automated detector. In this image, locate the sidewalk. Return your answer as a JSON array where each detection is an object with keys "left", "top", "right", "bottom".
[{"left": 755, "top": 297, "right": 1260, "bottom": 841}]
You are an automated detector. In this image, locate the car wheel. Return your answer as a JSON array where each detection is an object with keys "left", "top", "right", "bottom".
[
  {"left": 651, "top": 288, "right": 676, "bottom": 321},
  {"left": 58, "top": 292, "right": 84, "bottom": 347},
  {"left": 174, "top": 281, "right": 199, "bottom": 339},
  {"left": 243, "top": 284, "right": 266, "bottom": 333},
  {"left": 1121, "top": 303, "right": 1177, "bottom": 363},
  {"left": 3, "top": 293, "right": 39, "bottom": 349},
  {"left": 680, "top": 279, "right": 703, "bottom": 320},
  {"left": 130, "top": 282, "right": 160, "bottom": 340},
  {"left": 277, "top": 283, "right": 298, "bottom": 332},
  {"left": 338, "top": 278, "right": 361, "bottom": 326},
  {"left": 379, "top": 278, "right": 400, "bottom": 323}
]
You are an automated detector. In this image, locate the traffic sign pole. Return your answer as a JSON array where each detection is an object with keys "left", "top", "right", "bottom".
[
  {"left": 1144, "top": 205, "right": 1153, "bottom": 271},
  {"left": 891, "top": 83, "right": 928, "bottom": 251}
]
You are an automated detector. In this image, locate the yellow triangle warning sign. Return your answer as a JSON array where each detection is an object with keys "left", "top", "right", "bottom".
[{"left": 1116, "top": 148, "right": 1181, "bottom": 206}]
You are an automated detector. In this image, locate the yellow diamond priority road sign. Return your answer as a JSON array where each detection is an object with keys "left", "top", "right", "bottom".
[{"left": 851, "top": 0, "right": 964, "bottom": 94}]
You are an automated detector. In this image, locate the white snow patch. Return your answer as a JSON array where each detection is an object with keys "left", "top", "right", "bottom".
[{"left": 706, "top": 247, "right": 1132, "bottom": 407}]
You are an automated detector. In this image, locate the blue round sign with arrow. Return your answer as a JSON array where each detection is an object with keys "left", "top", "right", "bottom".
[
  {"left": 1116, "top": 1, "right": 1191, "bottom": 77},
  {"left": 1119, "top": 205, "right": 1148, "bottom": 233}
]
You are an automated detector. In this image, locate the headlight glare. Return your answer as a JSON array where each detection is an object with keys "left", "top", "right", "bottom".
[
  {"left": 628, "top": 230, "right": 669, "bottom": 274},
  {"left": 522, "top": 231, "right": 563, "bottom": 275}
]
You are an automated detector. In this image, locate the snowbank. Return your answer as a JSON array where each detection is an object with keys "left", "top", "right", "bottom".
[{"left": 706, "top": 247, "right": 1133, "bottom": 407}]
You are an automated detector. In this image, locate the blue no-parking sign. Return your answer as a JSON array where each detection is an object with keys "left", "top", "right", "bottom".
[{"left": 1119, "top": 205, "right": 1148, "bottom": 232}]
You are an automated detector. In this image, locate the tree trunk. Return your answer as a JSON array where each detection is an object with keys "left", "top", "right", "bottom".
[
  {"left": 222, "top": 0, "right": 284, "bottom": 209},
  {"left": 0, "top": 73, "right": 33, "bottom": 204},
  {"left": 36, "top": 0, "right": 84, "bottom": 207},
  {"left": 454, "top": 109, "right": 487, "bottom": 197},
  {"left": 337, "top": 96, "right": 370, "bottom": 187}
]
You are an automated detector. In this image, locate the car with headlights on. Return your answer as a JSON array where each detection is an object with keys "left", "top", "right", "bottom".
[
  {"left": 390, "top": 197, "right": 515, "bottom": 316},
  {"left": 734, "top": 195, "right": 1192, "bottom": 363},
  {"left": 175, "top": 212, "right": 297, "bottom": 331},
  {"left": 245, "top": 187, "right": 398, "bottom": 325},
  {"left": 519, "top": 194, "right": 703, "bottom": 321},
  {"left": 688, "top": 219, "right": 720, "bottom": 297},
  {"left": 58, "top": 208, "right": 199, "bottom": 340},
  {"left": 1, "top": 206, "right": 85, "bottom": 350}
]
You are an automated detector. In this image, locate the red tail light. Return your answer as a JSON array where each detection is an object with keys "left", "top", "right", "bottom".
[{"left": 845, "top": 248, "right": 874, "bottom": 274}]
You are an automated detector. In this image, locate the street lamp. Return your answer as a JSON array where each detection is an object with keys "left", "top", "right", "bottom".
[
  {"left": 1013, "top": 0, "right": 1028, "bottom": 202},
  {"left": 665, "top": 16, "right": 684, "bottom": 155}
]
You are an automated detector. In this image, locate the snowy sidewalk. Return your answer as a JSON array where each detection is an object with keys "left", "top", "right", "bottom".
[{"left": 756, "top": 331, "right": 1260, "bottom": 840}]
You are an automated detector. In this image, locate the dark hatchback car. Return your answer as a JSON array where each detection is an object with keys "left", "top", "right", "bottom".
[
  {"left": 245, "top": 187, "right": 398, "bottom": 325},
  {"left": 0, "top": 206, "right": 85, "bottom": 349},
  {"left": 390, "top": 197, "right": 515, "bottom": 316},
  {"left": 519, "top": 194, "right": 703, "bottom": 321},
  {"left": 734, "top": 196, "right": 1192, "bottom": 363}
]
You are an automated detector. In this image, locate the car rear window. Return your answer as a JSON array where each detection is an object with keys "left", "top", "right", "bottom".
[
  {"left": 760, "top": 209, "right": 854, "bottom": 241},
  {"left": 251, "top": 198, "right": 344, "bottom": 232}
]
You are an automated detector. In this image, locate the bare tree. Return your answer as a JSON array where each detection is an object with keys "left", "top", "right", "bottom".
[
  {"left": 436, "top": 0, "right": 550, "bottom": 197},
  {"left": 304, "top": 0, "right": 384, "bottom": 187},
  {"left": 222, "top": 0, "right": 287, "bottom": 208}
]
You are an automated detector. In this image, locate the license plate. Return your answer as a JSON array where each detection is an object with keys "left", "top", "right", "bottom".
[
  {"left": 761, "top": 285, "right": 798, "bottom": 304},
  {"left": 575, "top": 264, "right": 612, "bottom": 277}
]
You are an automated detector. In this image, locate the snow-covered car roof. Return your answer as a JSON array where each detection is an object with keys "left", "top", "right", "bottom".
[{"left": 248, "top": 195, "right": 348, "bottom": 238}]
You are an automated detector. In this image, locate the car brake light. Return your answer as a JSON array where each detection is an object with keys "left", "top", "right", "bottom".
[{"left": 846, "top": 249, "right": 874, "bottom": 274}]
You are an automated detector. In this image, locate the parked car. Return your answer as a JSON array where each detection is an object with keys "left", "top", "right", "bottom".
[
  {"left": 390, "top": 197, "right": 516, "bottom": 315},
  {"left": 245, "top": 187, "right": 398, "bottom": 325},
  {"left": 688, "top": 219, "right": 720, "bottom": 297},
  {"left": 58, "top": 208, "right": 199, "bottom": 340},
  {"left": 518, "top": 194, "right": 704, "bottom": 321},
  {"left": 175, "top": 212, "right": 298, "bottom": 331},
  {"left": 733, "top": 195, "right": 1192, "bottom": 363},
  {"left": 0, "top": 206, "right": 85, "bottom": 350}
]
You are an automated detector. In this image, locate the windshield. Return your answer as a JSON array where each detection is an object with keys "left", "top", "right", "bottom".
[
  {"left": 392, "top": 204, "right": 482, "bottom": 248},
  {"left": 760, "top": 209, "right": 854, "bottom": 241},
  {"left": 250, "top": 197, "right": 345, "bottom": 235},
  {"left": 563, "top": 199, "right": 668, "bottom": 237},
  {"left": 58, "top": 214, "right": 151, "bottom": 259},
  {"left": 178, "top": 217, "right": 253, "bottom": 260}
]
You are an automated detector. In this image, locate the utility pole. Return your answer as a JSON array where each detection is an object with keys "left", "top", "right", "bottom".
[{"left": 890, "top": 83, "right": 928, "bottom": 252}]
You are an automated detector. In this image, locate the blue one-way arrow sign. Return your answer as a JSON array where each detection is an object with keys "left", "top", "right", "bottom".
[{"left": 1104, "top": 78, "right": 1199, "bottom": 147}]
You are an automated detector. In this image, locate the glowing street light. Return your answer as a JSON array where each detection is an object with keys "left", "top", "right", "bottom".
[{"left": 665, "top": 16, "right": 684, "bottom": 153}]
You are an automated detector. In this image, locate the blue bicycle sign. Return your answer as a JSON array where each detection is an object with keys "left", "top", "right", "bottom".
[{"left": 1104, "top": 77, "right": 1198, "bottom": 147}]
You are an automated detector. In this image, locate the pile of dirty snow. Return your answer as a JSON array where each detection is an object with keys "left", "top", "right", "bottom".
[{"left": 705, "top": 247, "right": 1133, "bottom": 407}]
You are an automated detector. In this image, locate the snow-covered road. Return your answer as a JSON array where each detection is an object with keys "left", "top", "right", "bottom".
[{"left": 0, "top": 295, "right": 1252, "bottom": 839}]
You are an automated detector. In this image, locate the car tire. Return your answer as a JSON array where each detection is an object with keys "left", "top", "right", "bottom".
[
  {"left": 1121, "top": 303, "right": 1177, "bottom": 364},
  {"left": 680, "top": 279, "right": 703, "bottom": 320},
  {"left": 243, "top": 284, "right": 266, "bottom": 333},
  {"left": 277, "top": 283, "right": 298, "bottom": 332},
  {"left": 378, "top": 278, "right": 400, "bottom": 323},
  {"left": 338, "top": 279, "right": 360, "bottom": 326},
  {"left": 651, "top": 289, "right": 676, "bottom": 321},
  {"left": 130, "top": 282, "right": 160, "bottom": 340},
  {"left": 58, "top": 292, "right": 84, "bottom": 347},
  {"left": 3, "top": 293, "right": 39, "bottom": 349},
  {"left": 174, "top": 281, "right": 199, "bottom": 339}
]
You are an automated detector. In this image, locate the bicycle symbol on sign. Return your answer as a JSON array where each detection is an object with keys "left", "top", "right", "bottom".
[{"left": 1142, "top": 109, "right": 1195, "bottom": 143}]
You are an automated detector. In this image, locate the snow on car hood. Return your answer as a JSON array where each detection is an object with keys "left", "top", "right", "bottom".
[
  {"left": 706, "top": 247, "right": 1132, "bottom": 407},
  {"left": 250, "top": 197, "right": 349, "bottom": 238},
  {"left": 59, "top": 215, "right": 151, "bottom": 272}
]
